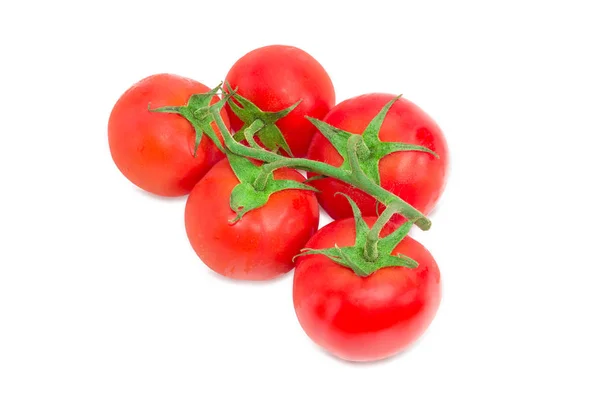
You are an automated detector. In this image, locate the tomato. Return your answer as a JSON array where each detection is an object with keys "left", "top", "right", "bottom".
[
  {"left": 224, "top": 45, "right": 335, "bottom": 157},
  {"left": 293, "top": 217, "right": 441, "bottom": 361},
  {"left": 108, "top": 73, "right": 228, "bottom": 197},
  {"left": 306, "top": 93, "right": 449, "bottom": 220},
  {"left": 185, "top": 158, "right": 320, "bottom": 280}
]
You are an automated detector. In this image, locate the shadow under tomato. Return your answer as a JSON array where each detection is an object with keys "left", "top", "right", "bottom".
[
  {"left": 203, "top": 266, "right": 295, "bottom": 286},
  {"left": 134, "top": 187, "right": 189, "bottom": 203},
  {"left": 315, "top": 333, "right": 430, "bottom": 367}
]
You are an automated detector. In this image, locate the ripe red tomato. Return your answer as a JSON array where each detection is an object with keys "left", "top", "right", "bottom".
[
  {"left": 108, "top": 73, "right": 229, "bottom": 197},
  {"left": 306, "top": 93, "right": 448, "bottom": 220},
  {"left": 293, "top": 217, "right": 441, "bottom": 362},
  {"left": 185, "top": 158, "right": 320, "bottom": 280},
  {"left": 224, "top": 45, "right": 335, "bottom": 157}
]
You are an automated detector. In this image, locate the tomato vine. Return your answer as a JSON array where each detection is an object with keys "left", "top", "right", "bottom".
[{"left": 153, "top": 85, "right": 438, "bottom": 275}]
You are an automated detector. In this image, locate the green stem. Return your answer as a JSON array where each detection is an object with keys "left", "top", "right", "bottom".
[
  {"left": 353, "top": 134, "right": 371, "bottom": 160},
  {"left": 255, "top": 157, "right": 352, "bottom": 187},
  {"left": 347, "top": 134, "right": 369, "bottom": 180},
  {"left": 364, "top": 203, "right": 399, "bottom": 261},
  {"left": 210, "top": 105, "right": 431, "bottom": 231},
  {"left": 254, "top": 159, "right": 288, "bottom": 190},
  {"left": 244, "top": 119, "right": 265, "bottom": 149}
]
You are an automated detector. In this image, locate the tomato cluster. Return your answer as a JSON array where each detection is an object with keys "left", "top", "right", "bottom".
[{"left": 108, "top": 45, "right": 448, "bottom": 362}]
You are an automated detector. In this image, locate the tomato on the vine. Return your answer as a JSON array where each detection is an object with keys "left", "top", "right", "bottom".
[
  {"left": 224, "top": 45, "right": 335, "bottom": 157},
  {"left": 306, "top": 93, "right": 448, "bottom": 219},
  {"left": 108, "top": 74, "right": 229, "bottom": 197},
  {"left": 293, "top": 216, "right": 441, "bottom": 362},
  {"left": 185, "top": 158, "right": 320, "bottom": 280}
]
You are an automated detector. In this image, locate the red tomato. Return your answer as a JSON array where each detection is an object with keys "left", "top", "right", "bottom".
[
  {"left": 293, "top": 217, "right": 441, "bottom": 362},
  {"left": 108, "top": 74, "right": 228, "bottom": 197},
  {"left": 307, "top": 93, "right": 448, "bottom": 220},
  {"left": 225, "top": 45, "right": 335, "bottom": 157},
  {"left": 185, "top": 158, "right": 320, "bottom": 280}
]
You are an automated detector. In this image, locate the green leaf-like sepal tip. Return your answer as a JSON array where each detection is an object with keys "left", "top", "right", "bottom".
[
  {"left": 149, "top": 84, "right": 225, "bottom": 156},
  {"left": 223, "top": 83, "right": 300, "bottom": 156},
  {"left": 295, "top": 194, "right": 418, "bottom": 276},
  {"left": 227, "top": 154, "right": 317, "bottom": 224},
  {"left": 307, "top": 95, "right": 439, "bottom": 184}
]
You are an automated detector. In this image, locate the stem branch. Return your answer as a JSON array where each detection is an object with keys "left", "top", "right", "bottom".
[
  {"left": 244, "top": 119, "right": 265, "bottom": 149},
  {"left": 210, "top": 105, "right": 431, "bottom": 231},
  {"left": 364, "top": 203, "right": 399, "bottom": 261}
]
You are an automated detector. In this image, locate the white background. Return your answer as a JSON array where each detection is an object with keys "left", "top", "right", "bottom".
[{"left": 1, "top": 0, "right": 599, "bottom": 410}]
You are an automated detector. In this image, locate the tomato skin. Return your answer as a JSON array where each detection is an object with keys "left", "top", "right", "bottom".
[
  {"left": 306, "top": 93, "right": 449, "bottom": 220},
  {"left": 185, "top": 159, "right": 320, "bottom": 280},
  {"left": 225, "top": 45, "right": 335, "bottom": 157},
  {"left": 108, "top": 74, "right": 229, "bottom": 197},
  {"left": 293, "top": 217, "right": 441, "bottom": 361}
]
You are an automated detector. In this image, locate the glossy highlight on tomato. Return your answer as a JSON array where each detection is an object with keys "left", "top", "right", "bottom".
[
  {"left": 185, "top": 158, "right": 320, "bottom": 280},
  {"left": 293, "top": 217, "right": 441, "bottom": 361},
  {"left": 225, "top": 45, "right": 335, "bottom": 157},
  {"left": 307, "top": 93, "right": 448, "bottom": 220},
  {"left": 108, "top": 73, "right": 229, "bottom": 197}
]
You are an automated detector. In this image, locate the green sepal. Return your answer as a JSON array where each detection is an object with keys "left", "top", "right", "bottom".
[
  {"left": 227, "top": 153, "right": 317, "bottom": 224},
  {"left": 298, "top": 245, "right": 417, "bottom": 277},
  {"left": 372, "top": 142, "right": 439, "bottom": 159},
  {"left": 344, "top": 193, "right": 370, "bottom": 244},
  {"left": 295, "top": 194, "right": 418, "bottom": 276},
  {"left": 306, "top": 95, "right": 439, "bottom": 184},
  {"left": 149, "top": 84, "right": 224, "bottom": 156},
  {"left": 224, "top": 84, "right": 300, "bottom": 156},
  {"left": 306, "top": 117, "right": 353, "bottom": 167},
  {"left": 361, "top": 95, "right": 399, "bottom": 147},
  {"left": 378, "top": 220, "right": 413, "bottom": 255}
]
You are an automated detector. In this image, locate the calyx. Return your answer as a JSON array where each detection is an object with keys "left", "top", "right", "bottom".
[
  {"left": 149, "top": 84, "right": 224, "bottom": 156},
  {"left": 227, "top": 154, "right": 317, "bottom": 223},
  {"left": 223, "top": 84, "right": 301, "bottom": 156},
  {"left": 307, "top": 95, "right": 439, "bottom": 184},
  {"left": 296, "top": 194, "right": 417, "bottom": 276}
]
